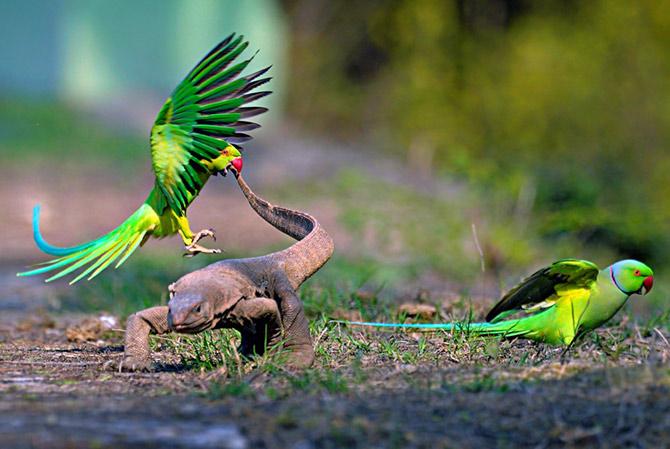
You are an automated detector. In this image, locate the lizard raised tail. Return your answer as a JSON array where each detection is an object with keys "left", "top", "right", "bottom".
[{"left": 121, "top": 174, "right": 334, "bottom": 371}]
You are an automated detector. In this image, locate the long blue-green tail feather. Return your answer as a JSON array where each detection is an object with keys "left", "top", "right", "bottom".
[
  {"left": 335, "top": 320, "right": 531, "bottom": 338},
  {"left": 32, "top": 204, "right": 101, "bottom": 256},
  {"left": 336, "top": 321, "right": 457, "bottom": 329},
  {"left": 18, "top": 204, "right": 157, "bottom": 284}
]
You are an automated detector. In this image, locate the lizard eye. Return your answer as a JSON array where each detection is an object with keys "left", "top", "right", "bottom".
[{"left": 193, "top": 304, "right": 201, "bottom": 314}]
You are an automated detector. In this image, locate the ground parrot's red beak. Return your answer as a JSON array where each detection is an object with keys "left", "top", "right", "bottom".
[
  {"left": 642, "top": 276, "right": 654, "bottom": 295},
  {"left": 231, "top": 157, "right": 243, "bottom": 173}
]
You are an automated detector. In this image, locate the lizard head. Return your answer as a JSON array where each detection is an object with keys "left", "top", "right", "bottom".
[{"left": 167, "top": 267, "right": 251, "bottom": 333}]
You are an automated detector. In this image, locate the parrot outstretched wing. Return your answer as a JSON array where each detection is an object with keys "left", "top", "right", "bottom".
[
  {"left": 486, "top": 259, "right": 600, "bottom": 322},
  {"left": 151, "top": 33, "right": 271, "bottom": 213},
  {"left": 18, "top": 34, "right": 271, "bottom": 284}
]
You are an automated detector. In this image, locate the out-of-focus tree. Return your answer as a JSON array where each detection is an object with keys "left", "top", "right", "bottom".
[{"left": 281, "top": 0, "right": 670, "bottom": 264}]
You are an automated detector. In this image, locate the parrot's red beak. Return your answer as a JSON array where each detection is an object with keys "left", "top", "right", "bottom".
[
  {"left": 231, "top": 157, "right": 243, "bottom": 173},
  {"left": 642, "top": 276, "right": 654, "bottom": 295}
]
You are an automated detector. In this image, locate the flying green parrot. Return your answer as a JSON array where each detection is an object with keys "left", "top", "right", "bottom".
[
  {"left": 341, "top": 259, "right": 654, "bottom": 346},
  {"left": 18, "top": 34, "right": 271, "bottom": 284}
]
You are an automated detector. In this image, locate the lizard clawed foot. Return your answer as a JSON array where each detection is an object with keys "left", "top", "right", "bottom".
[
  {"left": 283, "top": 344, "right": 315, "bottom": 369},
  {"left": 183, "top": 229, "right": 222, "bottom": 257}
]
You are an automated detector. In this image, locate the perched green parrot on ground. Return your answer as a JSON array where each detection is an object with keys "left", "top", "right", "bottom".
[
  {"left": 342, "top": 259, "right": 654, "bottom": 346},
  {"left": 18, "top": 34, "right": 271, "bottom": 284}
]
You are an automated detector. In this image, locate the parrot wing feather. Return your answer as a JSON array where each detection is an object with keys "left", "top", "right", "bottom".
[
  {"left": 150, "top": 33, "right": 271, "bottom": 213},
  {"left": 486, "top": 259, "right": 600, "bottom": 322}
]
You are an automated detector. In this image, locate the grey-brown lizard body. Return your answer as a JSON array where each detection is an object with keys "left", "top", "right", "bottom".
[{"left": 121, "top": 174, "right": 334, "bottom": 371}]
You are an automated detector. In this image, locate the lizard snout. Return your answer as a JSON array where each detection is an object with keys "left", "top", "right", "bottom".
[{"left": 167, "top": 295, "right": 211, "bottom": 333}]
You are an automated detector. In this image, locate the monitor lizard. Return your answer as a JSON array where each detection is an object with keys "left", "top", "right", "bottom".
[{"left": 119, "top": 174, "right": 334, "bottom": 371}]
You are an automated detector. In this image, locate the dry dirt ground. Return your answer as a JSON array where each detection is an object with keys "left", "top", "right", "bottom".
[{"left": 2, "top": 268, "right": 670, "bottom": 449}]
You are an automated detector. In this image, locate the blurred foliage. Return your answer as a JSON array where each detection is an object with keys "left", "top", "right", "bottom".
[
  {"left": 277, "top": 169, "right": 618, "bottom": 287},
  {"left": 0, "top": 98, "right": 145, "bottom": 173},
  {"left": 281, "top": 0, "right": 670, "bottom": 265}
]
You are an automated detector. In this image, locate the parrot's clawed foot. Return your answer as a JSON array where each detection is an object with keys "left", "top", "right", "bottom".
[
  {"left": 192, "top": 228, "right": 217, "bottom": 244},
  {"left": 559, "top": 341, "right": 577, "bottom": 364},
  {"left": 183, "top": 243, "right": 222, "bottom": 257},
  {"left": 183, "top": 229, "right": 221, "bottom": 257}
]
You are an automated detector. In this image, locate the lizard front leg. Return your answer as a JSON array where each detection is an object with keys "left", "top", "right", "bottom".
[
  {"left": 272, "top": 271, "right": 315, "bottom": 368},
  {"left": 220, "top": 297, "right": 283, "bottom": 359},
  {"left": 121, "top": 306, "right": 170, "bottom": 371}
]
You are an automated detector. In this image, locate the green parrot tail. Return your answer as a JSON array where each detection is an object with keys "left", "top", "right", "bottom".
[
  {"left": 336, "top": 320, "right": 532, "bottom": 338},
  {"left": 31, "top": 204, "right": 101, "bottom": 256},
  {"left": 454, "top": 320, "right": 532, "bottom": 338},
  {"left": 18, "top": 204, "right": 158, "bottom": 284}
]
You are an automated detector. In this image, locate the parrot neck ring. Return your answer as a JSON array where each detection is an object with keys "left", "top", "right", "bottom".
[
  {"left": 641, "top": 275, "right": 654, "bottom": 295},
  {"left": 610, "top": 266, "right": 654, "bottom": 295},
  {"left": 610, "top": 266, "right": 626, "bottom": 294}
]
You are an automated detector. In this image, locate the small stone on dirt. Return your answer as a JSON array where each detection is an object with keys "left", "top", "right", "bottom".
[
  {"left": 16, "top": 313, "right": 56, "bottom": 332},
  {"left": 65, "top": 314, "right": 118, "bottom": 342},
  {"left": 398, "top": 303, "right": 437, "bottom": 319}
]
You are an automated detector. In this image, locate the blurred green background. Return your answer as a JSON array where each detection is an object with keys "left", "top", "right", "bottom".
[{"left": 1, "top": 0, "right": 668, "bottom": 314}]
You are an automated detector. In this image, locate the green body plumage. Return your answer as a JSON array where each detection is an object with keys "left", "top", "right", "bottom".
[
  {"left": 18, "top": 34, "right": 271, "bottom": 284},
  {"left": 343, "top": 259, "right": 654, "bottom": 346}
]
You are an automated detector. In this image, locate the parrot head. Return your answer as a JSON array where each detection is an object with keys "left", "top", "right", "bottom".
[
  {"left": 218, "top": 145, "right": 243, "bottom": 175},
  {"left": 610, "top": 259, "right": 654, "bottom": 295}
]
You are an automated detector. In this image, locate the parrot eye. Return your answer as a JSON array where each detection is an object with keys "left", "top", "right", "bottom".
[{"left": 634, "top": 269, "right": 641, "bottom": 276}]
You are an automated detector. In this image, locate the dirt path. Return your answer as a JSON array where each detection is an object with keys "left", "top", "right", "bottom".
[{"left": 2, "top": 337, "right": 670, "bottom": 449}]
